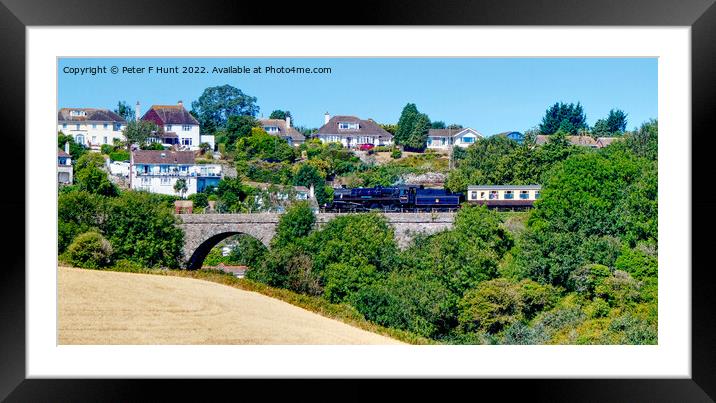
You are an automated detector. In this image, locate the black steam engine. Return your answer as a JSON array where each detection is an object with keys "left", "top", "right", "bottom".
[{"left": 326, "top": 185, "right": 463, "bottom": 212}]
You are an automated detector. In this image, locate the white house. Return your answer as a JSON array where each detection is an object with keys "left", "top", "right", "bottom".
[
  {"left": 258, "top": 116, "right": 305, "bottom": 146},
  {"left": 139, "top": 101, "right": 215, "bottom": 151},
  {"left": 57, "top": 143, "right": 72, "bottom": 185},
  {"left": 314, "top": 113, "right": 393, "bottom": 148},
  {"left": 130, "top": 150, "right": 222, "bottom": 197},
  {"left": 426, "top": 127, "right": 482, "bottom": 149},
  {"left": 57, "top": 108, "right": 127, "bottom": 150}
]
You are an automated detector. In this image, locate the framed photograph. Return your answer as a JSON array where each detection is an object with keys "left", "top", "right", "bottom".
[{"left": 3, "top": 0, "right": 715, "bottom": 400}]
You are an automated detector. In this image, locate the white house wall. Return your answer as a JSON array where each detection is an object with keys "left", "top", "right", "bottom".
[{"left": 58, "top": 123, "right": 126, "bottom": 148}]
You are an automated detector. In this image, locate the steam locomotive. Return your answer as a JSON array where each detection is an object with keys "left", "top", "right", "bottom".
[{"left": 325, "top": 185, "right": 463, "bottom": 212}]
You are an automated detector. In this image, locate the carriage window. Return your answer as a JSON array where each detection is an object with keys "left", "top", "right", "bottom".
[
  {"left": 520, "top": 190, "right": 529, "bottom": 199},
  {"left": 535, "top": 190, "right": 541, "bottom": 199},
  {"left": 504, "top": 191, "right": 514, "bottom": 199},
  {"left": 489, "top": 191, "right": 498, "bottom": 200},
  {"left": 471, "top": 191, "right": 477, "bottom": 199},
  {"left": 481, "top": 192, "right": 485, "bottom": 199}
]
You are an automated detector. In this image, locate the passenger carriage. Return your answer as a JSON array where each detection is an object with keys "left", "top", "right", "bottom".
[{"left": 467, "top": 185, "right": 541, "bottom": 210}]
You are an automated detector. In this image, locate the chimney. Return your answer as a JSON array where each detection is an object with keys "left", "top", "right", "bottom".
[
  {"left": 135, "top": 101, "right": 141, "bottom": 122},
  {"left": 64, "top": 141, "right": 70, "bottom": 155},
  {"left": 324, "top": 112, "right": 330, "bottom": 125},
  {"left": 309, "top": 183, "right": 315, "bottom": 199},
  {"left": 286, "top": 116, "right": 291, "bottom": 128},
  {"left": 178, "top": 100, "right": 183, "bottom": 108}
]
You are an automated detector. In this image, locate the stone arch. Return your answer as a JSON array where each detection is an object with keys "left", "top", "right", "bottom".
[{"left": 185, "top": 231, "right": 268, "bottom": 270}]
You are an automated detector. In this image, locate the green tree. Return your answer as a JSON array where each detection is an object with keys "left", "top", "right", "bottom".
[
  {"left": 273, "top": 201, "right": 316, "bottom": 247},
  {"left": 593, "top": 109, "right": 628, "bottom": 136},
  {"left": 218, "top": 115, "right": 259, "bottom": 150},
  {"left": 174, "top": 178, "right": 188, "bottom": 199},
  {"left": 394, "top": 103, "right": 419, "bottom": 145},
  {"left": 235, "top": 127, "right": 296, "bottom": 163},
  {"left": 625, "top": 119, "right": 657, "bottom": 161},
  {"left": 269, "top": 110, "right": 292, "bottom": 120},
  {"left": 430, "top": 121, "right": 446, "bottom": 129},
  {"left": 123, "top": 120, "right": 158, "bottom": 150},
  {"left": 74, "top": 153, "right": 118, "bottom": 197},
  {"left": 191, "top": 85, "right": 259, "bottom": 134},
  {"left": 114, "top": 100, "right": 136, "bottom": 122},
  {"left": 103, "top": 191, "right": 184, "bottom": 268},
  {"left": 539, "top": 102, "right": 588, "bottom": 135},
  {"left": 404, "top": 112, "right": 430, "bottom": 151}
]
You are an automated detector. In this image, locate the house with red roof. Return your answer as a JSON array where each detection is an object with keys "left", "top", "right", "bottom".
[{"left": 139, "top": 101, "right": 214, "bottom": 151}]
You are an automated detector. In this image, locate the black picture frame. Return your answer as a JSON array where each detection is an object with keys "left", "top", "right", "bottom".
[{"left": 2, "top": 0, "right": 714, "bottom": 401}]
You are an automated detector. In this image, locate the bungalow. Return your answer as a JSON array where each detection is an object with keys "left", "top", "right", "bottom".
[
  {"left": 259, "top": 117, "right": 305, "bottom": 146},
  {"left": 467, "top": 184, "right": 541, "bottom": 208},
  {"left": 139, "top": 101, "right": 215, "bottom": 151},
  {"left": 58, "top": 143, "right": 73, "bottom": 185},
  {"left": 129, "top": 149, "right": 222, "bottom": 196},
  {"left": 426, "top": 127, "right": 483, "bottom": 149},
  {"left": 314, "top": 113, "right": 393, "bottom": 148},
  {"left": 57, "top": 108, "right": 127, "bottom": 150}
]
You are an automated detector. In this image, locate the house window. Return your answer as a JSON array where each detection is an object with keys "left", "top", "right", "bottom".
[
  {"left": 181, "top": 138, "right": 192, "bottom": 146},
  {"left": 520, "top": 190, "right": 530, "bottom": 199},
  {"left": 463, "top": 137, "right": 475, "bottom": 144},
  {"left": 103, "top": 123, "right": 109, "bottom": 129},
  {"left": 141, "top": 177, "right": 151, "bottom": 184},
  {"left": 103, "top": 137, "right": 108, "bottom": 144},
  {"left": 264, "top": 126, "right": 279, "bottom": 133},
  {"left": 489, "top": 191, "right": 498, "bottom": 200},
  {"left": 92, "top": 124, "right": 97, "bottom": 129},
  {"left": 160, "top": 165, "right": 169, "bottom": 173},
  {"left": 92, "top": 136, "right": 97, "bottom": 143},
  {"left": 504, "top": 191, "right": 514, "bottom": 199},
  {"left": 76, "top": 124, "right": 81, "bottom": 130},
  {"left": 62, "top": 123, "right": 67, "bottom": 129},
  {"left": 160, "top": 177, "right": 171, "bottom": 185},
  {"left": 182, "top": 125, "right": 191, "bottom": 131},
  {"left": 470, "top": 191, "right": 477, "bottom": 200},
  {"left": 166, "top": 125, "right": 173, "bottom": 131},
  {"left": 338, "top": 122, "right": 358, "bottom": 130},
  {"left": 75, "top": 135, "right": 84, "bottom": 145}
]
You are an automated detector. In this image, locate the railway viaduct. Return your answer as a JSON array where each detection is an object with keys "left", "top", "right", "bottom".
[{"left": 177, "top": 212, "right": 456, "bottom": 269}]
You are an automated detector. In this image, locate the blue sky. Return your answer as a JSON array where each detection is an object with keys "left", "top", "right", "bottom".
[{"left": 58, "top": 58, "right": 657, "bottom": 135}]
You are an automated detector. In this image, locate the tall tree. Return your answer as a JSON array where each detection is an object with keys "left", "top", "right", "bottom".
[
  {"left": 191, "top": 85, "right": 260, "bottom": 135},
  {"left": 114, "top": 101, "right": 136, "bottom": 122},
  {"left": 123, "top": 120, "right": 158, "bottom": 150},
  {"left": 269, "top": 110, "right": 292, "bottom": 120},
  {"left": 593, "top": 109, "right": 628, "bottom": 136},
  {"left": 539, "top": 102, "right": 588, "bottom": 135},
  {"left": 405, "top": 113, "right": 431, "bottom": 151},
  {"left": 395, "top": 103, "right": 419, "bottom": 145}
]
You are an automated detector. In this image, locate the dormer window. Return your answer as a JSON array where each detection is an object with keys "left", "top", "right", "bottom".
[
  {"left": 338, "top": 122, "right": 359, "bottom": 130},
  {"left": 265, "top": 126, "right": 280, "bottom": 133},
  {"left": 69, "top": 110, "right": 87, "bottom": 117}
]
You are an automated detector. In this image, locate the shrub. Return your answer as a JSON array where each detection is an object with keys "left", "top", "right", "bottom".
[
  {"left": 65, "top": 231, "right": 113, "bottom": 269},
  {"left": 390, "top": 148, "right": 402, "bottom": 159},
  {"left": 109, "top": 150, "right": 130, "bottom": 162}
]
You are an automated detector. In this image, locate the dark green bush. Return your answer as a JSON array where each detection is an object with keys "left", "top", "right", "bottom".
[{"left": 65, "top": 231, "right": 113, "bottom": 269}]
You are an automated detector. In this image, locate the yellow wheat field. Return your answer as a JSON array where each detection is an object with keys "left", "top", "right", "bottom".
[{"left": 58, "top": 267, "right": 401, "bottom": 345}]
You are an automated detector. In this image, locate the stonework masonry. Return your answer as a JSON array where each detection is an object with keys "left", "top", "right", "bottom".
[{"left": 177, "top": 212, "right": 455, "bottom": 269}]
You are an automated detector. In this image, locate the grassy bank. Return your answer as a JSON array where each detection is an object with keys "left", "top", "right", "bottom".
[{"left": 60, "top": 263, "right": 433, "bottom": 345}]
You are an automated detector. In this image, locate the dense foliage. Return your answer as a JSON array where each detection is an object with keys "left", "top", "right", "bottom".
[
  {"left": 240, "top": 119, "right": 658, "bottom": 344},
  {"left": 59, "top": 189, "right": 184, "bottom": 268},
  {"left": 191, "top": 84, "right": 260, "bottom": 134}
]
